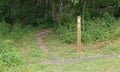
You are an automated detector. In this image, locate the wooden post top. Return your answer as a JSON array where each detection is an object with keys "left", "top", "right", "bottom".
[
  {"left": 77, "top": 16, "right": 81, "bottom": 19},
  {"left": 77, "top": 16, "right": 81, "bottom": 24}
]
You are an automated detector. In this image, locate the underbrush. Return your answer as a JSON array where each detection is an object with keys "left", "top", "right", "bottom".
[
  {"left": 0, "top": 21, "right": 34, "bottom": 71},
  {"left": 54, "top": 13, "right": 120, "bottom": 44}
]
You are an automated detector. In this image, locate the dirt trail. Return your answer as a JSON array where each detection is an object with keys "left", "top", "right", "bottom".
[{"left": 36, "top": 29, "right": 54, "bottom": 59}]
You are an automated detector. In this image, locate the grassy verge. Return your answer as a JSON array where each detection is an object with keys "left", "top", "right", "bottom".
[
  {"left": 40, "top": 57, "right": 120, "bottom": 72},
  {"left": 5, "top": 64, "right": 46, "bottom": 72}
]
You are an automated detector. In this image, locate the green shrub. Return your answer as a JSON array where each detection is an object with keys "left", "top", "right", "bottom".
[
  {"left": 0, "top": 52, "right": 23, "bottom": 66},
  {"left": 0, "top": 21, "right": 35, "bottom": 68},
  {"left": 55, "top": 26, "right": 77, "bottom": 43},
  {"left": 0, "top": 39, "right": 23, "bottom": 67},
  {"left": 9, "top": 24, "right": 33, "bottom": 40},
  {"left": 54, "top": 13, "right": 118, "bottom": 44},
  {"left": 0, "top": 21, "right": 34, "bottom": 40},
  {"left": 54, "top": 14, "right": 77, "bottom": 43},
  {"left": 0, "top": 21, "right": 11, "bottom": 37}
]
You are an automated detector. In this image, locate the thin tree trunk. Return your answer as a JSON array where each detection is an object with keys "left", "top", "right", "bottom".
[
  {"left": 51, "top": 0, "right": 55, "bottom": 18},
  {"left": 59, "top": 0, "right": 63, "bottom": 16}
]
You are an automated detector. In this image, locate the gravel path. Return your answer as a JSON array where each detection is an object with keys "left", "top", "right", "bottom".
[{"left": 41, "top": 54, "right": 120, "bottom": 64}]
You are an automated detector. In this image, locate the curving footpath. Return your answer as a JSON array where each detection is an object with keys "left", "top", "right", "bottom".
[{"left": 36, "top": 28, "right": 55, "bottom": 59}]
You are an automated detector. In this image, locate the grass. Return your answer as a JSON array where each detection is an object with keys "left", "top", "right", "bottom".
[
  {"left": 6, "top": 52, "right": 120, "bottom": 72},
  {"left": 3, "top": 30, "right": 48, "bottom": 72},
  {"left": 44, "top": 31, "right": 120, "bottom": 59},
  {"left": 16, "top": 30, "right": 49, "bottom": 64},
  {"left": 5, "top": 64, "right": 46, "bottom": 72},
  {"left": 5, "top": 28, "right": 120, "bottom": 72},
  {"left": 7, "top": 57, "right": 120, "bottom": 72}
]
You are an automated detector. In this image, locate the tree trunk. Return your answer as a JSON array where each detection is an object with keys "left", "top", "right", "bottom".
[
  {"left": 51, "top": 0, "right": 55, "bottom": 18},
  {"left": 59, "top": 0, "right": 63, "bottom": 16}
]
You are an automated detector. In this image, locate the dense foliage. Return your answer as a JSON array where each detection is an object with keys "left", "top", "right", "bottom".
[{"left": 0, "top": 0, "right": 120, "bottom": 24}]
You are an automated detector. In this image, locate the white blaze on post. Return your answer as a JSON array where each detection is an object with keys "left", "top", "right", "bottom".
[
  {"left": 77, "top": 17, "right": 81, "bottom": 29},
  {"left": 77, "top": 16, "right": 81, "bottom": 53},
  {"left": 77, "top": 17, "right": 80, "bottom": 24}
]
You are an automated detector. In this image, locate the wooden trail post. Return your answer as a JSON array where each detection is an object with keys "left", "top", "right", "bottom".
[{"left": 77, "top": 16, "right": 81, "bottom": 53}]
